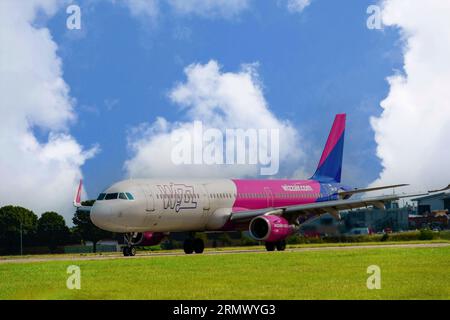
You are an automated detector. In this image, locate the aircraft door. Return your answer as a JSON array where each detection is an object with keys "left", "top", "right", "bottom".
[
  {"left": 264, "top": 187, "right": 274, "bottom": 208},
  {"left": 140, "top": 184, "right": 155, "bottom": 212},
  {"left": 201, "top": 184, "right": 211, "bottom": 213}
]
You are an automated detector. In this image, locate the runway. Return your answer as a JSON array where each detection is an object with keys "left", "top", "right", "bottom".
[{"left": 0, "top": 242, "right": 448, "bottom": 264}]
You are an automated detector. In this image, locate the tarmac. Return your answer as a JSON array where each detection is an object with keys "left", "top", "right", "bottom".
[{"left": 0, "top": 242, "right": 448, "bottom": 264}]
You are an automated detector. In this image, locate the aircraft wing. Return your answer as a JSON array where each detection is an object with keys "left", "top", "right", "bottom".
[
  {"left": 337, "top": 184, "right": 408, "bottom": 198},
  {"left": 230, "top": 192, "right": 426, "bottom": 223}
]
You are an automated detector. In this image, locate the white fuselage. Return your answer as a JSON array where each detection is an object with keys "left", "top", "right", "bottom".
[{"left": 91, "top": 179, "right": 237, "bottom": 233}]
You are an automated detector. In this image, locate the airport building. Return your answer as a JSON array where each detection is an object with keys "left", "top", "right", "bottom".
[
  {"left": 299, "top": 205, "right": 412, "bottom": 236},
  {"left": 299, "top": 213, "right": 343, "bottom": 236},
  {"left": 341, "top": 206, "right": 411, "bottom": 233},
  {"left": 411, "top": 191, "right": 450, "bottom": 214},
  {"left": 299, "top": 193, "right": 450, "bottom": 236}
]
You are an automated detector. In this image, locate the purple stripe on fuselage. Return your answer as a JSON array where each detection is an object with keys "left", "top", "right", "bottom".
[
  {"left": 231, "top": 179, "right": 321, "bottom": 211},
  {"left": 317, "top": 114, "right": 346, "bottom": 168}
]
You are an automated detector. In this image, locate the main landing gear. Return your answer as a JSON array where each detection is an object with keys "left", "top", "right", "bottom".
[
  {"left": 123, "top": 233, "right": 136, "bottom": 257},
  {"left": 183, "top": 234, "right": 204, "bottom": 254},
  {"left": 265, "top": 240, "right": 286, "bottom": 252}
]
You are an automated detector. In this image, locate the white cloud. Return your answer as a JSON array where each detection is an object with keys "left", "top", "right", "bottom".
[
  {"left": 370, "top": 0, "right": 450, "bottom": 192},
  {"left": 119, "top": 0, "right": 250, "bottom": 19},
  {"left": 0, "top": 0, "right": 97, "bottom": 222},
  {"left": 125, "top": 60, "right": 302, "bottom": 179},
  {"left": 168, "top": 0, "right": 250, "bottom": 18},
  {"left": 285, "top": 0, "right": 311, "bottom": 13},
  {"left": 121, "top": 0, "right": 159, "bottom": 18}
]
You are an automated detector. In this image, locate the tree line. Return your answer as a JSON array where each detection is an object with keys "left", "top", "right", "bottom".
[{"left": 0, "top": 201, "right": 115, "bottom": 255}]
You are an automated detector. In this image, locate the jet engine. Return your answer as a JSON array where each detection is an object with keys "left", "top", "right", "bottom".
[
  {"left": 249, "top": 215, "right": 295, "bottom": 242},
  {"left": 130, "top": 232, "right": 166, "bottom": 246}
]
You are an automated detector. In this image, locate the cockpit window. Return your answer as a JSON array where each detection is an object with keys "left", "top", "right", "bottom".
[
  {"left": 119, "top": 192, "right": 127, "bottom": 200},
  {"left": 97, "top": 192, "right": 134, "bottom": 200},
  {"left": 97, "top": 193, "right": 106, "bottom": 200},
  {"left": 105, "top": 193, "right": 118, "bottom": 200}
]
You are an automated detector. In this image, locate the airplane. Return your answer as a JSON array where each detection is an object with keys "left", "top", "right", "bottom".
[{"left": 73, "top": 113, "right": 438, "bottom": 256}]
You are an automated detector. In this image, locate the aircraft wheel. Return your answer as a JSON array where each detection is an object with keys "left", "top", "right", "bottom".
[
  {"left": 193, "top": 238, "right": 205, "bottom": 254},
  {"left": 129, "top": 246, "right": 136, "bottom": 256},
  {"left": 265, "top": 242, "right": 276, "bottom": 251},
  {"left": 123, "top": 246, "right": 130, "bottom": 256},
  {"left": 276, "top": 240, "right": 286, "bottom": 251},
  {"left": 184, "top": 239, "right": 194, "bottom": 254}
]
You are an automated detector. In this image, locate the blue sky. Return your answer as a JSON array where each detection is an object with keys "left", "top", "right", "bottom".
[
  {"left": 46, "top": 0, "right": 402, "bottom": 196},
  {"left": 3, "top": 0, "right": 448, "bottom": 221}
]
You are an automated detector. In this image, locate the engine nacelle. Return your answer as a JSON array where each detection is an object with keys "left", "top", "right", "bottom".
[
  {"left": 130, "top": 232, "right": 166, "bottom": 246},
  {"left": 249, "top": 215, "right": 294, "bottom": 242}
]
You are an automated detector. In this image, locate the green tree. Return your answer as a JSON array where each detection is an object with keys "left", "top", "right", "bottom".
[
  {"left": 81, "top": 200, "right": 95, "bottom": 207},
  {"left": 72, "top": 210, "right": 112, "bottom": 253},
  {"left": 69, "top": 226, "right": 82, "bottom": 244},
  {"left": 37, "top": 212, "right": 71, "bottom": 252},
  {"left": 0, "top": 206, "right": 38, "bottom": 254}
]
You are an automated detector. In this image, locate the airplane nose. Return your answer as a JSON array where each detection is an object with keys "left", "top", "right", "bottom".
[{"left": 90, "top": 203, "right": 112, "bottom": 230}]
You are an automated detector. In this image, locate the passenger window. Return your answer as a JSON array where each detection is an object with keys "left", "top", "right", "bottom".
[
  {"left": 97, "top": 193, "right": 106, "bottom": 201},
  {"left": 105, "top": 193, "right": 118, "bottom": 200},
  {"left": 119, "top": 193, "right": 127, "bottom": 200}
]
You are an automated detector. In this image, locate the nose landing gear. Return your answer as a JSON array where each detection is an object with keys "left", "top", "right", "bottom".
[
  {"left": 123, "top": 233, "right": 136, "bottom": 257},
  {"left": 123, "top": 246, "right": 136, "bottom": 256}
]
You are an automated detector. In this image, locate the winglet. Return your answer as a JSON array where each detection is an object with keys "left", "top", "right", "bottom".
[
  {"left": 73, "top": 179, "right": 83, "bottom": 207},
  {"left": 428, "top": 184, "right": 450, "bottom": 193}
]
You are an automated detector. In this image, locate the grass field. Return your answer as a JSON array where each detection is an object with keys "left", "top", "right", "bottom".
[
  {"left": 0, "top": 244, "right": 449, "bottom": 300},
  {"left": 1, "top": 240, "right": 448, "bottom": 261}
]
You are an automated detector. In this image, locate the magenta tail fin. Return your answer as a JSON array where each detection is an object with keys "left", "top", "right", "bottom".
[{"left": 311, "top": 114, "right": 346, "bottom": 183}]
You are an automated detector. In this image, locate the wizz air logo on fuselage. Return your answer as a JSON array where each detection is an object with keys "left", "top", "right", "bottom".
[
  {"left": 157, "top": 184, "right": 198, "bottom": 212},
  {"left": 281, "top": 184, "right": 313, "bottom": 192}
]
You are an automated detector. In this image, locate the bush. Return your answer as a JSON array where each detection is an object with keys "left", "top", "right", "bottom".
[
  {"left": 380, "top": 233, "right": 389, "bottom": 242},
  {"left": 438, "top": 230, "right": 450, "bottom": 240},
  {"left": 322, "top": 234, "right": 382, "bottom": 243},
  {"left": 137, "top": 245, "right": 162, "bottom": 251},
  {"left": 419, "top": 229, "right": 435, "bottom": 240},
  {"left": 388, "top": 231, "right": 420, "bottom": 241},
  {"left": 160, "top": 240, "right": 173, "bottom": 250},
  {"left": 218, "top": 233, "right": 232, "bottom": 246},
  {"left": 240, "top": 236, "right": 258, "bottom": 246},
  {"left": 287, "top": 235, "right": 324, "bottom": 244},
  {"left": 286, "top": 235, "right": 305, "bottom": 244}
]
